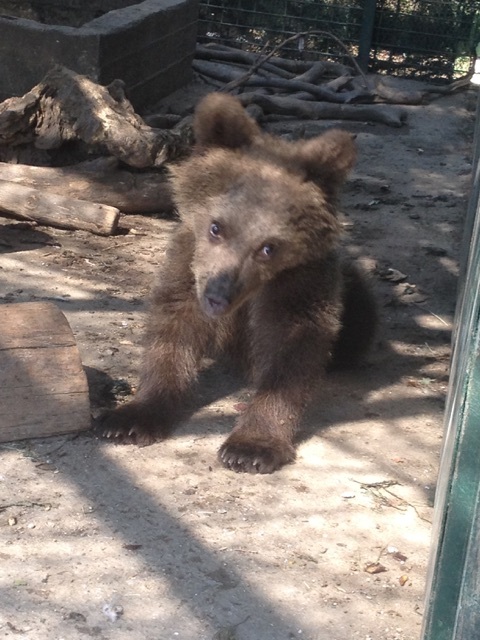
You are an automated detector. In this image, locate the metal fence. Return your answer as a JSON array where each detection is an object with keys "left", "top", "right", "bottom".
[{"left": 198, "top": 0, "right": 480, "bottom": 82}]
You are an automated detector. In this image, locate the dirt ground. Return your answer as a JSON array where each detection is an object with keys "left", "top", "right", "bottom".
[{"left": 0, "top": 79, "right": 477, "bottom": 640}]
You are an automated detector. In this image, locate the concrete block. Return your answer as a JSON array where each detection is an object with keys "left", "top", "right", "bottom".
[{"left": 0, "top": 0, "right": 199, "bottom": 108}]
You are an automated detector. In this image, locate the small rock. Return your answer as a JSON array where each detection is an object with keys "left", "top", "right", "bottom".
[
  {"left": 365, "top": 562, "right": 388, "bottom": 574},
  {"left": 423, "top": 245, "right": 447, "bottom": 257},
  {"left": 102, "top": 604, "right": 124, "bottom": 622},
  {"left": 66, "top": 612, "right": 87, "bottom": 623},
  {"left": 378, "top": 268, "right": 407, "bottom": 283}
]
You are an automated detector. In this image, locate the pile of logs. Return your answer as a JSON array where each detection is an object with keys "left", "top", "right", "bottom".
[
  {"left": 0, "top": 39, "right": 471, "bottom": 236},
  {"left": 195, "top": 43, "right": 412, "bottom": 128}
]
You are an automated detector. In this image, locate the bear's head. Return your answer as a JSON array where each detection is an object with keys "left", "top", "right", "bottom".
[{"left": 169, "top": 93, "right": 356, "bottom": 318}]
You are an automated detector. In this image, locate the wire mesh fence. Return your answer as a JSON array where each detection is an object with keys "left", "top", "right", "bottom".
[
  {"left": 198, "top": 0, "right": 480, "bottom": 82},
  {"left": 372, "top": 0, "right": 479, "bottom": 80}
]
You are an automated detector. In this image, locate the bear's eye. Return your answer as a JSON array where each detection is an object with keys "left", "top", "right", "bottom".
[
  {"left": 210, "top": 222, "right": 221, "bottom": 239},
  {"left": 259, "top": 243, "right": 274, "bottom": 259}
]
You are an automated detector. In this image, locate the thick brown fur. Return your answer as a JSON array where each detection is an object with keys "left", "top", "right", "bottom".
[{"left": 102, "top": 93, "right": 377, "bottom": 474}]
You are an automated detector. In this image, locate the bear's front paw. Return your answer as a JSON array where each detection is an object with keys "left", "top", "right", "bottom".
[
  {"left": 218, "top": 438, "right": 296, "bottom": 474},
  {"left": 99, "top": 402, "right": 167, "bottom": 446}
]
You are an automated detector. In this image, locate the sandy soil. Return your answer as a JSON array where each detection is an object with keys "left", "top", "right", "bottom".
[{"left": 0, "top": 80, "right": 476, "bottom": 640}]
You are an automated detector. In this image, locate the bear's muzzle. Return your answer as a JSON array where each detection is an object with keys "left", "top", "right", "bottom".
[{"left": 201, "top": 272, "right": 237, "bottom": 317}]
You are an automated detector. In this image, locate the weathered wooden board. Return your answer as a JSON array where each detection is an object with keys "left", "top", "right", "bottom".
[
  {"left": 0, "top": 179, "right": 120, "bottom": 236},
  {"left": 0, "top": 158, "right": 175, "bottom": 214},
  {"left": 0, "top": 302, "right": 91, "bottom": 443}
]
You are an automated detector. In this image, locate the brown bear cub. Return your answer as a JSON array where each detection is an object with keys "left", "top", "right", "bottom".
[{"left": 102, "top": 93, "right": 376, "bottom": 473}]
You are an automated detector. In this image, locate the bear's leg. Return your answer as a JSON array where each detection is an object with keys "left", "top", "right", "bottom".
[
  {"left": 330, "top": 261, "right": 377, "bottom": 369},
  {"left": 218, "top": 391, "right": 300, "bottom": 474},
  {"left": 102, "top": 292, "right": 214, "bottom": 445},
  {"left": 219, "top": 291, "right": 340, "bottom": 473},
  {"left": 102, "top": 229, "right": 214, "bottom": 445}
]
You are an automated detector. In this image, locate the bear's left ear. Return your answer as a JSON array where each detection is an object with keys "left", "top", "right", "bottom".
[
  {"left": 295, "top": 129, "right": 357, "bottom": 196},
  {"left": 193, "top": 93, "right": 261, "bottom": 150}
]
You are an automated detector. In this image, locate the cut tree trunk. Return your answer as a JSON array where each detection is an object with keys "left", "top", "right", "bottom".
[
  {"left": 0, "top": 179, "right": 120, "bottom": 235},
  {"left": 0, "top": 302, "right": 91, "bottom": 443},
  {"left": 0, "top": 158, "right": 175, "bottom": 214},
  {"left": 0, "top": 66, "right": 193, "bottom": 168}
]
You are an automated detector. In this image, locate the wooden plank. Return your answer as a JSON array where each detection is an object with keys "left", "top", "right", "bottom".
[
  {"left": 0, "top": 302, "right": 90, "bottom": 443},
  {"left": 0, "top": 179, "right": 120, "bottom": 236},
  {"left": 0, "top": 301, "right": 76, "bottom": 349}
]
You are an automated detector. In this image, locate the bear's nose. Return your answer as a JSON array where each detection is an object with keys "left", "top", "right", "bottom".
[
  {"left": 202, "top": 272, "right": 235, "bottom": 317},
  {"left": 204, "top": 294, "right": 229, "bottom": 317}
]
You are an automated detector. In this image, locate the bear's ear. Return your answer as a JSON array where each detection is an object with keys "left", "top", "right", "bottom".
[
  {"left": 193, "top": 93, "right": 261, "bottom": 150},
  {"left": 296, "top": 129, "right": 357, "bottom": 195}
]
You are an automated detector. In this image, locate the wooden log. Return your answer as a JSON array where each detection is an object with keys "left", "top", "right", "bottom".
[
  {"left": 238, "top": 93, "right": 408, "bottom": 127},
  {"left": 373, "top": 77, "right": 429, "bottom": 105},
  {"left": 0, "top": 158, "right": 175, "bottom": 214},
  {"left": 200, "top": 43, "right": 313, "bottom": 73},
  {"left": 0, "top": 179, "right": 120, "bottom": 235},
  {"left": 295, "top": 61, "right": 351, "bottom": 83},
  {"left": 372, "top": 75, "right": 472, "bottom": 104},
  {"left": 0, "top": 302, "right": 91, "bottom": 443},
  {"left": 324, "top": 74, "right": 354, "bottom": 92},
  {"left": 195, "top": 44, "right": 296, "bottom": 79}
]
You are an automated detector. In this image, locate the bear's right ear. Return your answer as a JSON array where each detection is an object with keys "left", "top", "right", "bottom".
[
  {"left": 295, "top": 129, "right": 357, "bottom": 197},
  {"left": 193, "top": 93, "right": 261, "bottom": 150}
]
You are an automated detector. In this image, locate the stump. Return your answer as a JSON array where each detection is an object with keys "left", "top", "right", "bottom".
[{"left": 0, "top": 302, "right": 91, "bottom": 443}]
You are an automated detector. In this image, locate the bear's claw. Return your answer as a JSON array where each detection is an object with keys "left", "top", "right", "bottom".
[{"left": 218, "top": 441, "right": 295, "bottom": 474}]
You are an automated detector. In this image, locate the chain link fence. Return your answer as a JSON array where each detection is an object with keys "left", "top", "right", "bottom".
[{"left": 198, "top": 0, "right": 480, "bottom": 82}]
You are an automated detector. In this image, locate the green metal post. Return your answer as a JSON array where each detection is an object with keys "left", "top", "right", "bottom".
[
  {"left": 422, "top": 94, "right": 480, "bottom": 639},
  {"left": 358, "top": 0, "right": 376, "bottom": 73}
]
